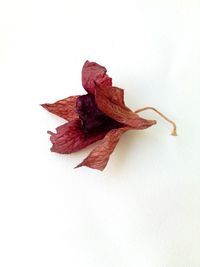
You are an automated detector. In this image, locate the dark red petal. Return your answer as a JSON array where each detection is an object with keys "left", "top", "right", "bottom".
[
  {"left": 48, "top": 119, "right": 107, "bottom": 154},
  {"left": 95, "top": 86, "right": 156, "bottom": 129},
  {"left": 82, "top": 61, "right": 112, "bottom": 94},
  {"left": 41, "top": 96, "right": 79, "bottom": 121},
  {"left": 76, "top": 94, "right": 123, "bottom": 133},
  {"left": 76, "top": 127, "right": 131, "bottom": 171}
]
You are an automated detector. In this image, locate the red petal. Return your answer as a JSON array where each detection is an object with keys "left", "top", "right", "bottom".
[
  {"left": 95, "top": 86, "right": 156, "bottom": 129},
  {"left": 97, "top": 86, "right": 130, "bottom": 110},
  {"left": 82, "top": 61, "right": 112, "bottom": 94},
  {"left": 48, "top": 119, "right": 107, "bottom": 154},
  {"left": 41, "top": 96, "right": 79, "bottom": 121},
  {"left": 76, "top": 127, "right": 131, "bottom": 171}
]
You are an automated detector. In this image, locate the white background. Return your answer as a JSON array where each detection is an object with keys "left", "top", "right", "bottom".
[{"left": 0, "top": 0, "right": 200, "bottom": 266}]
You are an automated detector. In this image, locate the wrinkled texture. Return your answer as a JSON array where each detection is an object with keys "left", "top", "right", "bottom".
[
  {"left": 42, "top": 60, "right": 158, "bottom": 171},
  {"left": 48, "top": 119, "right": 107, "bottom": 154},
  {"left": 76, "top": 94, "right": 123, "bottom": 133},
  {"left": 76, "top": 127, "right": 131, "bottom": 171},
  {"left": 95, "top": 86, "right": 156, "bottom": 129},
  {"left": 96, "top": 86, "right": 129, "bottom": 109},
  {"left": 82, "top": 61, "right": 112, "bottom": 94},
  {"left": 41, "top": 96, "right": 79, "bottom": 121}
]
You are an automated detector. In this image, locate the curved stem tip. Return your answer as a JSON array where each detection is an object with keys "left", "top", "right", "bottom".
[{"left": 134, "top": 106, "right": 177, "bottom": 136}]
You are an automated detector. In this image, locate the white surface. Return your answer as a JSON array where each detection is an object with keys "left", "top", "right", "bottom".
[{"left": 0, "top": 0, "right": 200, "bottom": 266}]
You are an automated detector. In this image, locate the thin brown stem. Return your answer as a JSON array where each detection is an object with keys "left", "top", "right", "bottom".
[{"left": 134, "top": 107, "right": 177, "bottom": 136}]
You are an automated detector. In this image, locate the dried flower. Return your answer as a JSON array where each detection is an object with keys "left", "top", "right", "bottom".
[{"left": 41, "top": 61, "right": 177, "bottom": 171}]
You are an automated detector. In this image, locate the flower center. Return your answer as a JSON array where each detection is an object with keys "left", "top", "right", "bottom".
[{"left": 76, "top": 94, "right": 122, "bottom": 133}]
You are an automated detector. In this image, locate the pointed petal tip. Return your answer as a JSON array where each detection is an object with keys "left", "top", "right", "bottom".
[
  {"left": 40, "top": 103, "right": 50, "bottom": 112},
  {"left": 40, "top": 96, "right": 80, "bottom": 121},
  {"left": 47, "top": 130, "right": 53, "bottom": 135},
  {"left": 84, "top": 60, "right": 90, "bottom": 64},
  {"left": 74, "top": 163, "right": 82, "bottom": 169},
  {"left": 40, "top": 103, "right": 46, "bottom": 108},
  {"left": 143, "top": 119, "right": 157, "bottom": 128},
  {"left": 74, "top": 163, "right": 104, "bottom": 171}
]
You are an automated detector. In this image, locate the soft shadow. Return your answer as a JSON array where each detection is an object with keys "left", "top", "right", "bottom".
[{"left": 105, "top": 130, "right": 155, "bottom": 180}]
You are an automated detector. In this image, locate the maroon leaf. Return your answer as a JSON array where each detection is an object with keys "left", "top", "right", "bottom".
[
  {"left": 41, "top": 60, "right": 177, "bottom": 171},
  {"left": 48, "top": 119, "right": 108, "bottom": 154},
  {"left": 76, "top": 127, "right": 131, "bottom": 171},
  {"left": 95, "top": 86, "right": 156, "bottom": 129},
  {"left": 97, "top": 86, "right": 131, "bottom": 110},
  {"left": 76, "top": 94, "right": 123, "bottom": 134},
  {"left": 82, "top": 60, "right": 112, "bottom": 94},
  {"left": 41, "top": 96, "right": 79, "bottom": 121}
]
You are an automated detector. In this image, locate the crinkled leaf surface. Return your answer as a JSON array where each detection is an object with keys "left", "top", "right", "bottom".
[
  {"left": 48, "top": 119, "right": 108, "bottom": 154},
  {"left": 76, "top": 94, "right": 123, "bottom": 134},
  {"left": 82, "top": 61, "right": 112, "bottom": 94},
  {"left": 41, "top": 61, "right": 159, "bottom": 171},
  {"left": 95, "top": 86, "right": 156, "bottom": 129},
  {"left": 76, "top": 126, "right": 131, "bottom": 171},
  {"left": 41, "top": 96, "right": 79, "bottom": 121}
]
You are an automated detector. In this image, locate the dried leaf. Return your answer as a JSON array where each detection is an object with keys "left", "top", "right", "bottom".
[
  {"left": 76, "top": 127, "right": 131, "bottom": 171},
  {"left": 41, "top": 60, "right": 176, "bottom": 171},
  {"left": 48, "top": 119, "right": 107, "bottom": 154},
  {"left": 41, "top": 96, "right": 79, "bottom": 121},
  {"left": 76, "top": 94, "right": 123, "bottom": 133},
  {"left": 82, "top": 60, "right": 112, "bottom": 94},
  {"left": 95, "top": 86, "right": 156, "bottom": 129}
]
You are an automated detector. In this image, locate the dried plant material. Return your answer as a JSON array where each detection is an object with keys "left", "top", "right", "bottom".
[
  {"left": 76, "top": 93, "right": 123, "bottom": 134},
  {"left": 134, "top": 106, "right": 177, "bottom": 136},
  {"left": 75, "top": 127, "right": 131, "bottom": 171},
  {"left": 41, "top": 96, "right": 79, "bottom": 121},
  {"left": 41, "top": 60, "right": 177, "bottom": 171},
  {"left": 82, "top": 61, "right": 112, "bottom": 94},
  {"left": 96, "top": 86, "right": 129, "bottom": 109},
  {"left": 95, "top": 86, "right": 156, "bottom": 129},
  {"left": 48, "top": 119, "right": 107, "bottom": 154}
]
